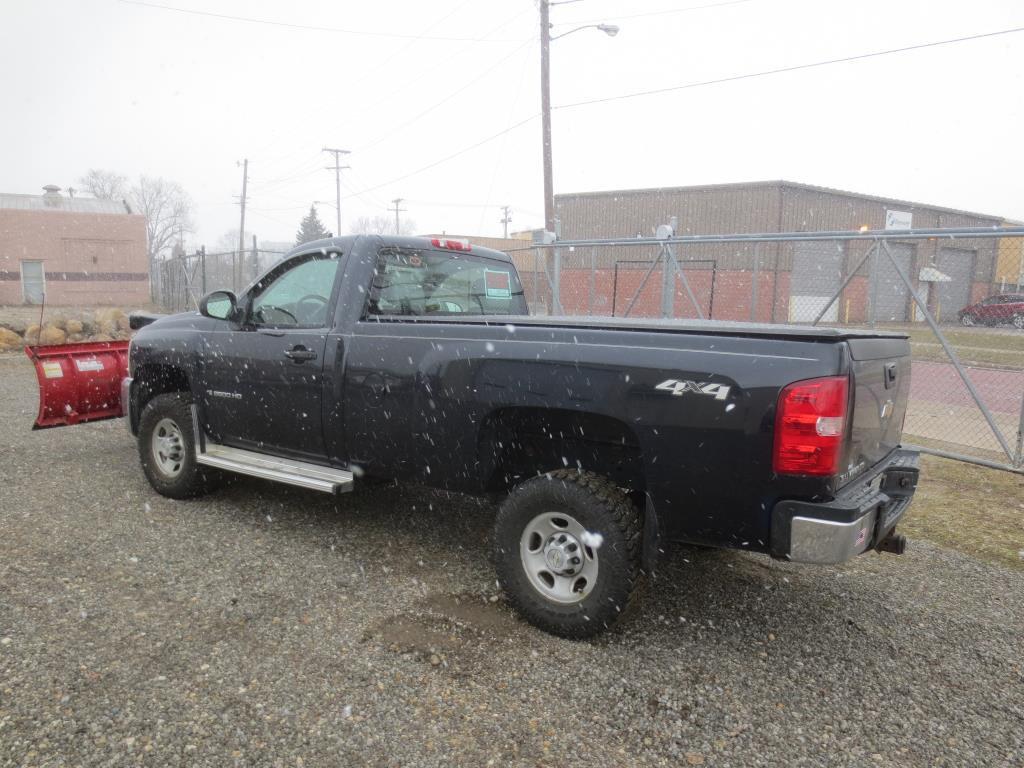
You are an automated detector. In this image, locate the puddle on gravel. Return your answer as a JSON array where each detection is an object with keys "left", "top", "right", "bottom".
[
  {"left": 421, "top": 592, "right": 523, "bottom": 635},
  {"left": 364, "top": 592, "right": 526, "bottom": 671}
]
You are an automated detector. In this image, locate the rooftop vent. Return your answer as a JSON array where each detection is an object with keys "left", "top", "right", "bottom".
[{"left": 42, "top": 185, "right": 62, "bottom": 206}]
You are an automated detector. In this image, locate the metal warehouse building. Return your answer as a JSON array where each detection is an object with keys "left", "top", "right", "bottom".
[
  {"left": 0, "top": 186, "right": 149, "bottom": 307},
  {"left": 545, "top": 181, "right": 1010, "bottom": 323}
]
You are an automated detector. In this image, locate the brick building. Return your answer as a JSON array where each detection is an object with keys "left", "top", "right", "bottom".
[
  {"left": 541, "top": 181, "right": 1009, "bottom": 323},
  {"left": 0, "top": 185, "right": 149, "bottom": 306}
]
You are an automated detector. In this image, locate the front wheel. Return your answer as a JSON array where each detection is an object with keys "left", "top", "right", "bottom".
[
  {"left": 1013, "top": 314, "right": 1024, "bottom": 330},
  {"left": 493, "top": 470, "right": 643, "bottom": 638},
  {"left": 137, "top": 392, "right": 219, "bottom": 499},
  {"left": 960, "top": 313, "right": 977, "bottom": 327}
]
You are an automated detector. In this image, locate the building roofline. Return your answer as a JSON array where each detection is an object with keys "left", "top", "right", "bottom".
[
  {"left": 0, "top": 191, "right": 134, "bottom": 215},
  {"left": 555, "top": 179, "right": 1006, "bottom": 223}
]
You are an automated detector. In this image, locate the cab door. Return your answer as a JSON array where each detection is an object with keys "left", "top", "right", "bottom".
[{"left": 200, "top": 250, "right": 345, "bottom": 461}]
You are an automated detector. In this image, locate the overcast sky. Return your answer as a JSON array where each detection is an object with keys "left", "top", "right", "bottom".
[{"left": 4, "top": 0, "right": 1023, "bottom": 248}]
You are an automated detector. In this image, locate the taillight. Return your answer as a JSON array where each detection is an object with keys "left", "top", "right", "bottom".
[
  {"left": 773, "top": 375, "right": 849, "bottom": 476},
  {"left": 431, "top": 237, "right": 471, "bottom": 252}
]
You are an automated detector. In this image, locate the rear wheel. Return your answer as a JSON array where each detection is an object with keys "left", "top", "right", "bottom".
[
  {"left": 1013, "top": 314, "right": 1024, "bottom": 330},
  {"left": 493, "top": 470, "right": 643, "bottom": 638},
  {"left": 137, "top": 393, "right": 219, "bottom": 499}
]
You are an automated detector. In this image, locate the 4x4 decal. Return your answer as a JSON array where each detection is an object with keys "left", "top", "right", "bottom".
[{"left": 655, "top": 379, "right": 731, "bottom": 400}]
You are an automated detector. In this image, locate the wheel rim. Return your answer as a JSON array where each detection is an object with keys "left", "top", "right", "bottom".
[
  {"left": 520, "top": 511, "right": 599, "bottom": 604},
  {"left": 961, "top": 314, "right": 975, "bottom": 326},
  {"left": 151, "top": 417, "right": 185, "bottom": 478}
]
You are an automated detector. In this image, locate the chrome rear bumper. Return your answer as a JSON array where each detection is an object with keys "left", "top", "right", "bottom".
[{"left": 772, "top": 448, "right": 919, "bottom": 565}]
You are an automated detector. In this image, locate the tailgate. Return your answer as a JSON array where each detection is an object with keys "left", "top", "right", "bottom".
[{"left": 842, "top": 337, "right": 911, "bottom": 485}]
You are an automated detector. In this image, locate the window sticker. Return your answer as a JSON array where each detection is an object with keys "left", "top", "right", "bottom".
[{"left": 484, "top": 269, "right": 512, "bottom": 299}]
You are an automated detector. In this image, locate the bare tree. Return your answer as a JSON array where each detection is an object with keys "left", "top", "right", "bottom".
[
  {"left": 349, "top": 215, "right": 417, "bottom": 236},
  {"left": 215, "top": 228, "right": 254, "bottom": 254},
  {"left": 78, "top": 169, "right": 195, "bottom": 264},
  {"left": 129, "top": 175, "right": 196, "bottom": 265},
  {"left": 78, "top": 169, "right": 128, "bottom": 201}
]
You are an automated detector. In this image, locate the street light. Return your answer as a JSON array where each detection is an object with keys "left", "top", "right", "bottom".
[
  {"left": 551, "top": 23, "right": 619, "bottom": 41},
  {"left": 540, "top": 1, "right": 619, "bottom": 234}
]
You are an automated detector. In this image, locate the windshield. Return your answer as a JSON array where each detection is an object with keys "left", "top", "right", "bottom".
[{"left": 365, "top": 247, "right": 527, "bottom": 317}]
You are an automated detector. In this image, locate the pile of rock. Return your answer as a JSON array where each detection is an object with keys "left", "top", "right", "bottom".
[{"left": 0, "top": 308, "right": 134, "bottom": 352}]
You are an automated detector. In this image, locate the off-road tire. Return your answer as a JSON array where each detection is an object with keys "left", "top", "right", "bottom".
[
  {"left": 494, "top": 470, "right": 644, "bottom": 639},
  {"left": 137, "top": 393, "right": 219, "bottom": 499}
]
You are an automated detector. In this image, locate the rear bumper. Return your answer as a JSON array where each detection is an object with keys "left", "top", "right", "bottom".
[
  {"left": 771, "top": 448, "right": 919, "bottom": 564},
  {"left": 121, "top": 376, "right": 136, "bottom": 436}
]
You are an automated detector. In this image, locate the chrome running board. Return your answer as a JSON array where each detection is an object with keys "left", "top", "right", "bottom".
[{"left": 191, "top": 407, "right": 353, "bottom": 494}]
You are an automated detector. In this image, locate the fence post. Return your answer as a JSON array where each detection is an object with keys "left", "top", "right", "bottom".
[
  {"left": 660, "top": 246, "right": 674, "bottom": 318},
  {"left": 552, "top": 248, "right": 562, "bottom": 315},
  {"left": 251, "top": 235, "right": 259, "bottom": 281},
  {"left": 1015, "top": 395, "right": 1024, "bottom": 468},
  {"left": 200, "top": 246, "right": 207, "bottom": 295},
  {"left": 869, "top": 241, "right": 879, "bottom": 327},
  {"left": 588, "top": 248, "right": 595, "bottom": 316},
  {"left": 750, "top": 243, "right": 760, "bottom": 322}
]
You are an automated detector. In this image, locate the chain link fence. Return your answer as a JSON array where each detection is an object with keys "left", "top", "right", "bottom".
[
  {"left": 154, "top": 248, "right": 288, "bottom": 314},
  {"left": 508, "top": 227, "right": 1024, "bottom": 473}
]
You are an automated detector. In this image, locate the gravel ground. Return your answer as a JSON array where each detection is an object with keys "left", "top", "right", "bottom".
[{"left": 1, "top": 355, "right": 1022, "bottom": 767}]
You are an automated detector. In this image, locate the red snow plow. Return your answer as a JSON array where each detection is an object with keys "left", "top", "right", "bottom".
[{"left": 25, "top": 340, "right": 130, "bottom": 429}]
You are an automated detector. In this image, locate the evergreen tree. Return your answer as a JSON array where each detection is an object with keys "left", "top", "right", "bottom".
[{"left": 294, "top": 205, "right": 330, "bottom": 245}]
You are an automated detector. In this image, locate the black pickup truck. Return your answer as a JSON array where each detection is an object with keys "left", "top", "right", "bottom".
[{"left": 60, "top": 235, "right": 921, "bottom": 637}]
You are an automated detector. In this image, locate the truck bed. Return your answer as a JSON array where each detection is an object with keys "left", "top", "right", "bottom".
[{"left": 371, "top": 314, "right": 910, "bottom": 341}]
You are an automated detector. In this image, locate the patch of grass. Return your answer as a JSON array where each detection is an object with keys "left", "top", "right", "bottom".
[
  {"left": 901, "top": 455, "right": 1024, "bottom": 570},
  {"left": 909, "top": 342, "right": 1024, "bottom": 368},
  {"left": 900, "top": 326, "right": 1024, "bottom": 351}
]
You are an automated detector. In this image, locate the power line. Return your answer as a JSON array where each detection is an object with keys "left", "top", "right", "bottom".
[
  {"left": 554, "top": 24, "right": 1024, "bottom": 111},
  {"left": 355, "top": 38, "right": 534, "bottom": 154},
  {"left": 336, "top": 25, "right": 1024, "bottom": 205},
  {"left": 240, "top": 2, "right": 531, "bottom": 162},
  {"left": 477, "top": 34, "right": 533, "bottom": 232},
  {"left": 342, "top": 114, "right": 540, "bottom": 200},
  {"left": 118, "top": 0, "right": 521, "bottom": 42},
  {"left": 563, "top": 0, "right": 756, "bottom": 26}
]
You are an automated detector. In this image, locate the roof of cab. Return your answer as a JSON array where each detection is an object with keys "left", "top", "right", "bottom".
[{"left": 287, "top": 235, "right": 513, "bottom": 263}]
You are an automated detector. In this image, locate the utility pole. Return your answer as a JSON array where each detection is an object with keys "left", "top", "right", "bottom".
[
  {"left": 389, "top": 198, "right": 407, "bottom": 235},
  {"left": 322, "top": 147, "right": 350, "bottom": 237},
  {"left": 538, "top": 6, "right": 617, "bottom": 237},
  {"left": 500, "top": 205, "right": 512, "bottom": 239},
  {"left": 540, "top": 0, "right": 554, "bottom": 234},
  {"left": 236, "top": 158, "right": 248, "bottom": 290}
]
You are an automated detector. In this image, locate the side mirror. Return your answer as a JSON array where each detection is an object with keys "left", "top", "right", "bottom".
[{"left": 199, "top": 290, "right": 238, "bottom": 320}]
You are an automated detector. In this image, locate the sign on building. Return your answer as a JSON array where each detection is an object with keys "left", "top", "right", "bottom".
[{"left": 885, "top": 210, "right": 912, "bottom": 230}]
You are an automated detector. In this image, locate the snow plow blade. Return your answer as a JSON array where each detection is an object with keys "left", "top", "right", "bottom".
[{"left": 25, "top": 341, "right": 130, "bottom": 429}]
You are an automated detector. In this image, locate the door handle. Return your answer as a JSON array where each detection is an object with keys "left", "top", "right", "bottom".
[{"left": 284, "top": 346, "right": 318, "bottom": 363}]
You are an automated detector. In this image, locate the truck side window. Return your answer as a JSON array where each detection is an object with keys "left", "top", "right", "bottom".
[
  {"left": 250, "top": 253, "right": 341, "bottom": 327},
  {"left": 365, "top": 247, "right": 526, "bottom": 317}
]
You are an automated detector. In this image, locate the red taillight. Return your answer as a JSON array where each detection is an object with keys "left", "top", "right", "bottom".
[
  {"left": 773, "top": 375, "right": 849, "bottom": 476},
  {"left": 431, "top": 237, "right": 471, "bottom": 252}
]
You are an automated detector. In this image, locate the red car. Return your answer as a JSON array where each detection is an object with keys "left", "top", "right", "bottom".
[{"left": 958, "top": 293, "right": 1024, "bottom": 328}]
